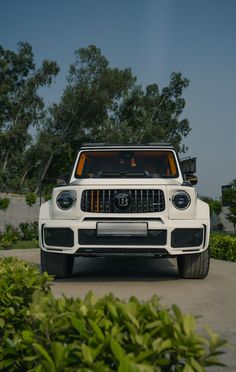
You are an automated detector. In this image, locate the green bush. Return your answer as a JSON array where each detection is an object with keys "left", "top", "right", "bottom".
[
  {"left": 0, "top": 197, "right": 10, "bottom": 211},
  {"left": 0, "top": 224, "right": 20, "bottom": 250},
  {"left": 0, "top": 257, "right": 52, "bottom": 343},
  {"left": 19, "top": 221, "right": 39, "bottom": 240},
  {"left": 25, "top": 192, "right": 37, "bottom": 207},
  {"left": 0, "top": 258, "right": 227, "bottom": 371},
  {"left": 210, "top": 234, "right": 236, "bottom": 262}
]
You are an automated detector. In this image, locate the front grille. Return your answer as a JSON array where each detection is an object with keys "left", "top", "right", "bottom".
[
  {"left": 81, "top": 189, "right": 165, "bottom": 213},
  {"left": 171, "top": 228, "right": 203, "bottom": 248},
  {"left": 78, "top": 229, "right": 167, "bottom": 246},
  {"left": 44, "top": 228, "right": 74, "bottom": 247}
]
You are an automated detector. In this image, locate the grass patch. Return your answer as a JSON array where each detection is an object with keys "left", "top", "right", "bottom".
[{"left": 12, "top": 239, "right": 39, "bottom": 249}]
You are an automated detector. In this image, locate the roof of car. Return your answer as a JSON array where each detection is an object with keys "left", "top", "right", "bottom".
[{"left": 80, "top": 143, "right": 174, "bottom": 150}]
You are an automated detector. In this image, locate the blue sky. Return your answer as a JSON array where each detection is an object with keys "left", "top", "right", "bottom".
[{"left": 1, "top": 0, "right": 236, "bottom": 197}]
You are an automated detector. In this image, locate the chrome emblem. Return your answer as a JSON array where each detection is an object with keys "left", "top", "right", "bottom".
[{"left": 113, "top": 192, "right": 132, "bottom": 211}]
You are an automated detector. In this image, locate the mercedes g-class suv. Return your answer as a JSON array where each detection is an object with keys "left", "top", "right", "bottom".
[{"left": 39, "top": 143, "right": 210, "bottom": 279}]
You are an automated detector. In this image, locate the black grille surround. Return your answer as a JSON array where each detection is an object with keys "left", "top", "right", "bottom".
[
  {"left": 44, "top": 228, "right": 74, "bottom": 247},
  {"left": 81, "top": 189, "right": 165, "bottom": 213},
  {"left": 78, "top": 229, "right": 167, "bottom": 246},
  {"left": 78, "top": 247, "right": 169, "bottom": 255},
  {"left": 171, "top": 228, "right": 203, "bottom": 248}
]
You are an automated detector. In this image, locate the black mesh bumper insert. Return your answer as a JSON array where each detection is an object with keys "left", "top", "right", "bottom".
[
  {"left": 44, "top": 228, "right": 74, "bottom": 247},
  {"left": 78, "top": 229, "right": 167, "bottom": 246},
  {"left": 171, "top": 228, "right": 203, "bottom": 248}
]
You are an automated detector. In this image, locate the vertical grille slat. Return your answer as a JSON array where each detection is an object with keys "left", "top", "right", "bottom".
[
  {"left": 102, "top": 190, "right": 105, "bottom": 213},
  {"left": 108, "top": 190, "right": 111, "bottom": 213},
  {"left": 81, "top": 189, "right": 165, "bottom": 213},
  {"left": 135, "top": 190, "right": 137, "bottom": 213}
]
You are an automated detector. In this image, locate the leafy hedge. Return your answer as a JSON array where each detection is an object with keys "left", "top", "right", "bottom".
[
  {"left": 0, "top": 257, "right": 52, "bottom": 335},
  {"left": 0, "top": 222, "right": 38, "bottom": 250},
  {"left": 0, "top": 258, "right": 227, "bottom": 371},
  {"left": 210, "top": 234, "right": 236, "bottom": 262}
]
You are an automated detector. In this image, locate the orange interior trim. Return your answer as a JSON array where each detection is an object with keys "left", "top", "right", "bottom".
[
  {"left": 168, "top": 153, "right": 176, "bottom": 175},
  {"left": 76, "top": 153, "right": 86, "bottom": 176}
]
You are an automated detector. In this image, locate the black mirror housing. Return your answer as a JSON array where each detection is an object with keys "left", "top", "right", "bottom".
[
  {"left": 56, "top": 173, "right": 70, "bottom": 186},
  {"left": 185, "top": 173, "right": 198, "bottom": 185}
]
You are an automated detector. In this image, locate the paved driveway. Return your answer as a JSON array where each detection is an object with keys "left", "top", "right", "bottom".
[{"left": 1, "top": 249, "right": 236, "bottom": 370}]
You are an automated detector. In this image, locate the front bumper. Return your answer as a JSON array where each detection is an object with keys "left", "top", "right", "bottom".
[{"left": 39, "top": 217, "right": 210, "bottom": 256}]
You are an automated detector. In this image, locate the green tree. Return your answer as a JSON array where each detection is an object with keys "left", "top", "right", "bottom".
[
  {"left": 201, "top": 197, "right": 223, "bottom": 231},
  {"left": 224, "top": 179, "right": 236, "bottom": 233},
  {"left": 36, "top": 45, "right": 191, "bottom": 188},
  {"left": 0, "top": 42, "right": 59, "bottom": 192}
]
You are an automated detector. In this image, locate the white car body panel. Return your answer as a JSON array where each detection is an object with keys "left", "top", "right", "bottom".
[{"left": 39, "top": 145, "right": 210, "bottom": 257}]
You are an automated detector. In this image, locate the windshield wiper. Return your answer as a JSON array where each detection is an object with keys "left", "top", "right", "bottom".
[
  {"left": 124, "top": 171, "right": 151, "bottom": 177},
  {"left": 98, "top": 171, "right": 152, "bottom": 178},
  {"left": 98, "top": 171, "right": 122, "bottom": 177}
]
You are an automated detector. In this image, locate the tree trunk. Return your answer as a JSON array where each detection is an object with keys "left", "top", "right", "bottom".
[
  {"left": 20, "top": 167, "right": 30, "bottom": 187},
  {"left": 3, "top": 152, "right": 9, "bottom": 171},
  {"left": 35, "top": 153, "right": 54, "bottom": 194}
]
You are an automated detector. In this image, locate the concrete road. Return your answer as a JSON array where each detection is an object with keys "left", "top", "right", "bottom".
[{"left": 1, "top": 249, "right": 236, "bottom": 370}]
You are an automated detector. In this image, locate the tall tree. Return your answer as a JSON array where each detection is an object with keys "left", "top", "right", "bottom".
[
  {"left": 0, "top": 42, "right": 59, "bottom": 192},
  {"left": 224, "top": 179, "right": 236, "bottom": 233},
  {"left": 38, "top": 45, "right": 191, "bottom": 188}
]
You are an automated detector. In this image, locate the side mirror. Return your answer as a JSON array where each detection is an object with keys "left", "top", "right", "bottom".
[
  {"left": 180, "top": 157, "right": 196, "bottom": 174},
  {"left": 56, "top": 173, "right": 70, "bottom": 186},
  {"left": 185, "top": 173, "right": 198, "bottom": 185}
]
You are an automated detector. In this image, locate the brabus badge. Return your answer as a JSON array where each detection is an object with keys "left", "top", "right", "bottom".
[{"left": 113, "top": 192, "right": 132, "bottom": 211}]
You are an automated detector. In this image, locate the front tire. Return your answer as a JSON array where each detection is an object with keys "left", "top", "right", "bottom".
[
  {"left": 177, "top": 248, "right": 210, "bottom": 279},
  {"left": 41, "top": 249, "right": 74, "bottom": 278}
]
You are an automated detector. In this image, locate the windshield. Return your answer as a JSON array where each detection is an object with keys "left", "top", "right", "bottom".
[{"left": 75, "top": 150, "right": 179, "bottom": 178}]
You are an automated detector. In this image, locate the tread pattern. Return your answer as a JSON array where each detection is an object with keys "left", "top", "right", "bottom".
[
  {"left": 177, "top": 248, "right": 210, "bottom": 279},
  {"left": 41, "top": 250, "right": 74, "bottom": 278}
]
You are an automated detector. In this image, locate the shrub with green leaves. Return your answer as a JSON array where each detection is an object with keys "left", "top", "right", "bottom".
[
  {"left": 0, "top": 256, "right": 227, "bottom": 371},
  {"left": 19, "top": 221, "right": 39, "bottom": 241},
  {"left": 0, "top": 257, "right": 52, "bottom": 338},
  {"left": 0, "top": 224, "right": 20, "bottom": 250},
  {"left": 0, "top": 197, "right": 10, "bottom": 211},
  {"left": 210, "top": 234, "right": 236, "bottom": 262},
  {"left": 25, "top": 192, "right": 37, "bottom": 207}
]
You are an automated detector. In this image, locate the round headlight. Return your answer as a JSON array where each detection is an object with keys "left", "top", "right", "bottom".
[
  {"left": 57, "top": 191, "right": 75, "bottom": 210},
  {"left": 172, "top": 191, "right": 191, "bottom": 210}
]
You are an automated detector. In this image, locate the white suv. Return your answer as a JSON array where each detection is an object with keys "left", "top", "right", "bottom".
[{"left": 39, "top": 144, "right": 210, "bottom": 278}]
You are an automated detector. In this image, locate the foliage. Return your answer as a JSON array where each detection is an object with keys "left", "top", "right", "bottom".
[
  {"left": 0, "top": 222, "right": 38, "bottom": 248},
  {"left": 216, "top": 222, "right": 224, "bottom": 233},
  {"left": 223, "top": 179, "right": 236, "bottom": 233},
  {"left": 25, "top": 192, "right": 37, "bottom": 206},
  {"left": 0, "top": 224, "right": 20, "bottom": 250},
  {"left": 0, "top": 257, "right": 52, "bottom": 342},
  {"left": 210, "top": 233, "right": 236, "bottom": 262},
  {"left": 0, "top": 42, "right": 59, "bottom": 193},
  {"left": 0, "top": 197, "right": 10, "bottom": 211},
  {"left": 19, "top": 221, "right": 38, "bottom": 240},
  {"left": 13, "top": 239, "right": 39, "bottom": 249},
  {"left": 0, "top": 258, "right": 227, "bottom": 370},
  {"left": 6, "top": 44, "right": 190, "bottom": 194},
  {"left": 200, "top": 196, "right": 222, "bottom": 217},
  {"left": 43, "top": 184, "right": 54, "bottom": 201},
  {"left": 211, "top": 200, "right": 222, "bottom": 216},
  {"left": 0, "top": 43, "right": 191, "bottom": 194}
]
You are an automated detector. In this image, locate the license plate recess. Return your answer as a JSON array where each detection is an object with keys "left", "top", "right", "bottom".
[{"left": 96, "top": 222, "right": 148, "bottom": 237}]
